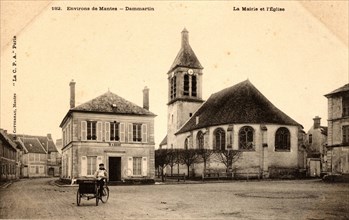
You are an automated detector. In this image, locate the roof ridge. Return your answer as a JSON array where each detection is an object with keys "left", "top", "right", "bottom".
[{"left": 176, "top": 80, "right": 302, "bottom": 134}]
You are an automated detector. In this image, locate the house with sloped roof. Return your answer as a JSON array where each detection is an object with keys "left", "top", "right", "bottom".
[
  {"left": 0, "top": 129, "right": 20, "bottom": 181},
  {"left": 161, "top": 29, "right": 305, "bottom": 178},
  {"left": 325, "top": 83, "right": 349, "bottom": 175},
  {"left": 10, "top": 133, "right": 60, "bottom": 178},
  {"left": 305, "top": 116, "right": 328, "bottom": 177},
  {"left": 59, "top": 81, "right": 156, "bottom": 182}
]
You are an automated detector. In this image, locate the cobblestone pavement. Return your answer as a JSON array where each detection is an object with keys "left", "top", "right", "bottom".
[{"left": 0, "top": 178, "right": 348, "bottom": 219}]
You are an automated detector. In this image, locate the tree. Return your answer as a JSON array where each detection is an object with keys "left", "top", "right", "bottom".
[
  {"left": 213, "top": 149, "right": 241, "bottom": 177},
  {"left": 197, "top": 149, "right": 214, "bottom": 174},
  {"left": 155, "top": 149, "right": 168, "bottom": 182},
  {"left": 166, "top": 149, "right": 177, "bottom": 176},
  {"left": 178, "top": 149, "right": 200, "bottom": 178}
]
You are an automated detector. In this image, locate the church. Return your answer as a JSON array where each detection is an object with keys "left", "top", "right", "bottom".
[{"left": 160, "top": 29, "right": 306, "bottom": 178}]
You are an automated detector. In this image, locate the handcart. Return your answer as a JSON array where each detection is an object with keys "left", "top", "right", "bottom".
[{"left": 76, "top": 178, "right": 99, "bottom": 206}]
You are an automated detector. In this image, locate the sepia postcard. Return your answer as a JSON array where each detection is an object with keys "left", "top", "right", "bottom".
[{"left": 0, "top": 0, "right": 348, "bottom": 219}]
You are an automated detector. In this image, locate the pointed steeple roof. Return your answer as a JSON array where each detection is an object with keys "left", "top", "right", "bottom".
[
  {"left": 168, "top": 28, "right": 203, "bottom": 74},
  {"left": 176, "top": 80, "right": 302, "bottom": 134}
]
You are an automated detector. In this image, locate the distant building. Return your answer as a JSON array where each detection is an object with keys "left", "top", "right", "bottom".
[
  {"left": 305, "top": 116, "right": 328, "bottom": 177},
  {"left": 160, "top": 29, "right": 305, "bottom": 178},
  {"left": 11, "top": 133, "right": 61, "bottom": 178},
  {"left": 0, "top": 129, "right": 20, "bottom": 181},
  {"left": 325, "top": 84, "right": 349, "bottom": 174},
  {"left": 56, "top": 139, "right": 63, "bottom": 154},
  {"left": 59, "top": 81, "right": 156, "bottom": 182}
]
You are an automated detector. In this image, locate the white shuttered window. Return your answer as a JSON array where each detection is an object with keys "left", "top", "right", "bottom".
[
  {"left": 81, "top": 121, "right": 87, "bottom": 141},
  {"left": 120, "top": 123, "right": 125, "bottom": 142},
  {"left": 142, "top": 124, "right": 147, "bottom": 143}
]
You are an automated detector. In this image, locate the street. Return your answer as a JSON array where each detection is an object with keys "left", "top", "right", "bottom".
[{"left": 0, "top": 178, "right": 348, "bottom": 219}]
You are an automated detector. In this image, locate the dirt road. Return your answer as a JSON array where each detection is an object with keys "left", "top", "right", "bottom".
[{"left": 0, "top": 178, "right": 348, "bottom": 219}]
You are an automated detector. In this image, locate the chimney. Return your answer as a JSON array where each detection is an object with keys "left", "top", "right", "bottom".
[
  {"left": 143, "top": 86, "right": 149, "bottom": 110},
  {"left": 181, "top": 28, "right": 189, "bottom": 48},
  {"left": 196, "top": 116, "right": 199, "bottom": 125},
  {"left": 313, "top": 116, "right": 321, "bottom": 129},
  {"left": 69, "top": 80, "right": 76, "bottom": 109},
  {"left": 47, "top": 133, "right": 52, "bottom": 140}
]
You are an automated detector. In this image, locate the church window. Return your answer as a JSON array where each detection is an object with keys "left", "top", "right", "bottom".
[
  {"left": 309, "top": 134, "right": 312, "bottom": 144},
  {"left": 343, "top": 126, "right": 349, "bottom": 144},
  {"left": 184, "top": 74, "right": 190, "bottom": 96},
  {"left": 213, "top": 128, "right": 226, "bottom": 150},
  {"left": 342, "top": 95, "right": 349, "bottom": 117},
  {"left": 170, "top": 76, "right": 177, "bottom": 99},
  {"left": 184, "top": 138, "right": 189, "bottom": 150},
  {"left": 191, "top": 75, "right": 197, "bottom": 97},
  {"left": 275, "top": 127, "right": 291, "bottom": 151},
  {"left": 239, "top": 126, "right": 254, "bottom": 150},
  {"left": 197, "top": 131, "right": 204, "bottom": 149}
]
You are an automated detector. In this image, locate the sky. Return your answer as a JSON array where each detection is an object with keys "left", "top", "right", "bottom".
[{"left": 1, "top": 1, "right": 348, "bottom": 148}]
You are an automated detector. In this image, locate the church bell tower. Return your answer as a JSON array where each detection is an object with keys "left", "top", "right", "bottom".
[{"left": 166, "top": 28, "right": 204, "bottom": 148}]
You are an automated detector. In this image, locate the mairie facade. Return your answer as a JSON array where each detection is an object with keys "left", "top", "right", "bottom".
[{"left": 60, "top": 81, "right": 156, "bottom": 182}]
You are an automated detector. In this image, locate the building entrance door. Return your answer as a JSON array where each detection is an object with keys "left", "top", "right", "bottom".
[{"left": 109, "top": 157, "right": 121, "bottom": 181}]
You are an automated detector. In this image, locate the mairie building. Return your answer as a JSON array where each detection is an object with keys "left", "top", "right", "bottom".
[{"left": 60, "top": 81, "right": 156, "bottom": 182}]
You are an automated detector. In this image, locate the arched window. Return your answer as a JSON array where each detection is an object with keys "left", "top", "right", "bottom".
[
  {"left": 184, "top": 138, "right": 189, "bottom": 150},
  {"left": 170, "top": 76, "right": 177, "bottom": 100},
  {"left": 191, "top": 75, "right": 197, "bottom": 97},
  {"left": 184, "top": 74, "right": 190, "bottom": 96},
  {"left": 197, "top": 131, "right": 204, "bottom": 149},
  {"left": 213, "top": 128, "right": 226, "bottom": 150},
  {"left": 239, "top": 126, "right": 254, "bottom": 150},
  {"left": 275, "top": 127, "right": 291, "bottom": 151}
]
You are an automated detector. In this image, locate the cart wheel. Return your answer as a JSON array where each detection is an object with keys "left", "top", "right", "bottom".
[
  {"left": 101, "top": 187, "right": 109, "bottom": 203},
  {"left": 76, "top": 189, "right": 81, "bottom": 206}
]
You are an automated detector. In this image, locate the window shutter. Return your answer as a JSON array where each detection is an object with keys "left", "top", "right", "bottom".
[
  {"left": 128, "top": 123, "right": 133, "bottom": 143},
  {"left": 142, "top": 124, "right": 147, "bottom": 143},
  {"left": 105, "top": 122, "right": 110, "bottom": 142},
  {"left": 142, "top": 157, "right": 148, "bottom": 176},
  {"left": 97, "top": 122, "right": 102, "bottom": 141},
  {"left": 81, "top": 121, "right": 87, "bottom": 141},
  {"left": 81, "top": 156, "right": 87, "bottom": 176},
  {"left": 127, "top": 157, "right": 133, "bottom": 176},
  {"left": 120, "top": 123, "right": 125, "bottom": 142}
]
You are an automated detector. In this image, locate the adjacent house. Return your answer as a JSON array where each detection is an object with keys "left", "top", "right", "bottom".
[
  {"left": 59, "top": 81, "right": 156, "bottom": 182},
  {"left": 160, "top": 29, "right": 305, "bottom": 178},
  {"left": 325, "top": 84, "right": 349, "bottom": 174},
  {"left": 0, "top": 129, "right": 20, "bottom": 181},
  {"left": 305, "top": 116, "right": 328, "bottom": 177},
  {"left": 9, "top": 133, "right": 61, "bottom": 178}
]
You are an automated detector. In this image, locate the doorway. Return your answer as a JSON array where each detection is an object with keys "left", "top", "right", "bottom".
[
  {"left": 48, "top": 167, "right": 54, "bottom": 176},
  {"left": 109, "top": 157, "right": 121, "bottom": 181}
]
